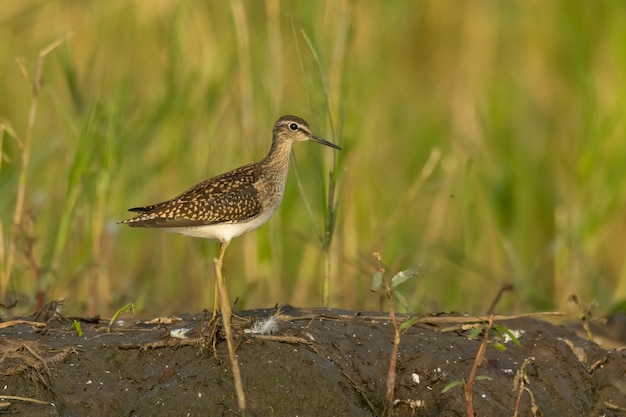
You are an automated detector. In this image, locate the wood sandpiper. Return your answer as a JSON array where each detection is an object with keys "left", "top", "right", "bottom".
[{"left": 119, "top": 115, "right": 341, "bottom": 315}]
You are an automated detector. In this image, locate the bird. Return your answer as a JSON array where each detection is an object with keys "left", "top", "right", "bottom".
[{"left": 119, "top": 115, "right": 341, "bottom": 316}]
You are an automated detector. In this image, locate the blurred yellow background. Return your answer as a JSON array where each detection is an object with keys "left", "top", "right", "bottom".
[{"left": 1, "top": 1, "right": 625, "bottom": 317}]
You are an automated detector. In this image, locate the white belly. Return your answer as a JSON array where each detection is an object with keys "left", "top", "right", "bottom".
[{"left": 160, "top": 207, "right": 278, "bottom": 243}]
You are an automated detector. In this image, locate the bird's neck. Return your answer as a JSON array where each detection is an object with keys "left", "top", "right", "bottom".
[{"left": 262, "top": 139, "right": 293, "bottom": 174}]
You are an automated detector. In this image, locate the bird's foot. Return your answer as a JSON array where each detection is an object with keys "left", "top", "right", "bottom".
[{"left": 198, "top": 308, "right": 220, "bottom": 359}]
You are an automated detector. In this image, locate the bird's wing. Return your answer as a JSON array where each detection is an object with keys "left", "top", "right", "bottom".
[{"left": 121, "top": 165, "right": 263, "bottom": 227}]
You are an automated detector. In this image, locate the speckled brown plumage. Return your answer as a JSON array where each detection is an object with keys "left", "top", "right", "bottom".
[
  {"left": 123, "top": 165, "right": 263, "bottom": 227},
  {"left": 119, "top": 115, "right": 341, "bottom": 244}
]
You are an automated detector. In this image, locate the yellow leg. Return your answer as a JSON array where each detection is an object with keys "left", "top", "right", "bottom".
[
  {"left": 212, "top": 271, "right": 219, "bottom": 318},
  {"left": 212, "top": 240, "right": 229, "bottom": 318},
  {"left": 213, "top": 239, "right": 246, "bottom": 411}
]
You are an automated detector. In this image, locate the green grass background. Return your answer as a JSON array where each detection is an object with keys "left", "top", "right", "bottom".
[{"left": 1, "top": 1, "right": 625, "bottom": 317}]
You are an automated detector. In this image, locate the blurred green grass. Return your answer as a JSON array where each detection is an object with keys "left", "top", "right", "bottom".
[{"left": 1, "top": 1, "right": 625, "bottom": 317}]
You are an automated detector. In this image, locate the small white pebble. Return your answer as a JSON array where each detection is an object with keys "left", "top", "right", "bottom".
[{"left": 412, "top": 373, "right": 420, "bottom": 384}]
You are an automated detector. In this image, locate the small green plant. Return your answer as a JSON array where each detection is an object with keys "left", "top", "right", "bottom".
[
  {"left": 441, "top": 375, "right": 493, "bottom": 394},
  {"left": 568, "top": 294, "right": 596, "bottom": 341},
  {"left": 446, "top": 315, "right": 494, "bottom": 417},
  {"left": 371, "top": 252, "right": 419, "bottom": 416},
  {"left": 463, "top": 321, "right": 521, "bottom": 352},
  {"left": 71, "top": 319, "right": 83, "bottom": 337},
  {"left": 107, "top": 302, "right": 134, "bottom": 332},
  {"left": 440, "top": 315, "right": 521, "bottom": 417}
]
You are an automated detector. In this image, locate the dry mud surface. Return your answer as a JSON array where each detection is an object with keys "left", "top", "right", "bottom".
[{"left": 1, "top": 305, "right": 625, "bottom": 416}]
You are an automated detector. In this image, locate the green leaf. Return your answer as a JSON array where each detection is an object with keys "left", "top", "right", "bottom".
[
  {"left": 394, "top": 291, "right": 409, "bottom": 311},
  {"left": 107, "top": 302, "right": 135, "bottom": 332},
  {"left": 72, "top": 320, "right": 83, "bottom": 337},
  {"left": 468, "top": 327, "right": 482, "bottom": 339},
  {"left": 493, "top": 325, "right": 521, "bottom": 346},
  {"left": 371, "top": 270, "right": 383, "bottom": 292},
  {"left": 390, "top": 269, "right": 418, "bottom": 289},
  {"left": 490, "top": 341, "right": 507, "bottom": 352},
  {"left": 399, "top": 316, "right": 419, "bottom": 332},
  {"left": 441, "top": 379, "right": 464, "bottom": 393}
]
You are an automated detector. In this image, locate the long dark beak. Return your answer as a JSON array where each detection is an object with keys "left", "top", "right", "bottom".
[{"left": 310, "top": 134, "right": 342, "bottom": 150}]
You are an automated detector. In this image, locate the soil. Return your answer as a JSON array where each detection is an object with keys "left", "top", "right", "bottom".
[{"left": 1, "top": 305, "right": 625, "bottom": 417}]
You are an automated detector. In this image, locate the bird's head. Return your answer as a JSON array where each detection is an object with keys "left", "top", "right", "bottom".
[{"left": 273, "top": 115, "right": 341, "bottom": 150}]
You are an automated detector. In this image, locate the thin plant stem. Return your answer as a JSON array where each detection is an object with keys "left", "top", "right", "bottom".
[
  {"left": 464, "top": 315, "right": 493, "bottom": 417},
  {"left": 230, "top": 0, "right": 253, "bottom": 137},
  {"left": 291, "top": 154, "right": 322, "bottom": 241},
  {"left": 298, "top": 29, "right": 343, "bottom": 306},
  {"left": 512, "top": 357, "right": 535, "bottom": 417},
  {"left": 384, "top": 282, "right": 400, "bottom": 415},
  {"left": 374, "top": 252, "right": 401, "bottom": 416},
  {"left": 0, "top": 35, "right": 70, "bottom": 301},
  {"left": 322, "top": 246, "right": 332, "bottom": 308}
]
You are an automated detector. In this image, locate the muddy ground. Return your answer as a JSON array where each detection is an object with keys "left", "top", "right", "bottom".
[{"left": 1, "top": 305, "right": 625, "bottom": 417}]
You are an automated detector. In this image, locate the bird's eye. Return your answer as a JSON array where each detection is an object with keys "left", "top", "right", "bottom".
[{"left": 289, "top": 123, "right": 298, "bottom": 131}]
